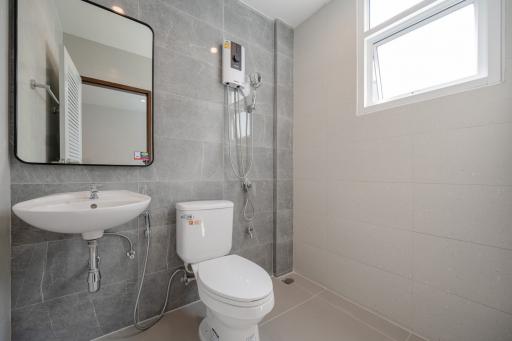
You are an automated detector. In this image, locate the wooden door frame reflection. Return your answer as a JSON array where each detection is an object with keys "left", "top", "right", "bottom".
[{"left": 81, "top": 76, "right": 153, "bottom": 163}]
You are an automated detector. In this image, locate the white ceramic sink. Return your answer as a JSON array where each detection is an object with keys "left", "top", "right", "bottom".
[{"left": 12, "top": 190, "right": 151, "bottom": 240}]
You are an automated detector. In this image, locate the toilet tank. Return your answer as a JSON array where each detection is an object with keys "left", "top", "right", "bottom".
[{"left": 176, "top": 200, "right": 234, "bottom": 264}]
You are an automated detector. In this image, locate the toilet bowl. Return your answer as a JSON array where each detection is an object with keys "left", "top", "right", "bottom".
[
  {"left": 193, "top": 255, "right": 274, "bottom": 341},
  {"left": 176, "top": 201, "right": 274, "bottom": 341}
]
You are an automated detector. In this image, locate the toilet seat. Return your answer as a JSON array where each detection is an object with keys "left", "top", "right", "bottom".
[{"left": 194, "top": 255, "right": 273, "bottom": 304}]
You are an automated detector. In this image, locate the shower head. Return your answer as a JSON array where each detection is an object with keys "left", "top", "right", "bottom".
[{"left": 249, "top": 72, "right": 262, "bottom": 89}]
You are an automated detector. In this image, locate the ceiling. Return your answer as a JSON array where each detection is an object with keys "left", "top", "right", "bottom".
[{"left": 241, "top": 0, "right": 331, "bottom": 27}]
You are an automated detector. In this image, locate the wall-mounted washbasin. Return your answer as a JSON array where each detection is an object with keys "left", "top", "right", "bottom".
[{"left": 12, "top": 190, "right": 151, "bottom": 240}]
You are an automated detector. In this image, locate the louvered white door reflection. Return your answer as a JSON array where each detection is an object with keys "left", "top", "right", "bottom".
[{"left": 59, "top": 46, "right": 82, "bottom": 164}]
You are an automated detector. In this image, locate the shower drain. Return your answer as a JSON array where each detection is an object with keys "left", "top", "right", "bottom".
[{"left": 282, "top": 277, "right": 295, "bottom": 285}]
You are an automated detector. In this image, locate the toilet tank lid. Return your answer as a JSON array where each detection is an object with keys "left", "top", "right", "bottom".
[{"left": 176, "top": 200, "right": 234, "bottom": 211}]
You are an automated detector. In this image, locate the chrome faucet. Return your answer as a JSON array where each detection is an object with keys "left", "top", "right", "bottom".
[{"left": 89, "top": 184, "right": 100, "bottom": 200}]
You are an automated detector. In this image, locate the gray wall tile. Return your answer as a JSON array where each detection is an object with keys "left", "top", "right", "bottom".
[
  {"left": 154, "top": 92, "right": 224, "bottom": 143},
  {"left": 12, "top": 304, "right": 55, "bottom": 341},
  {"left": 135, "top": 269, "right": 198, "bottom": 320},
  {"left": 141, "top": 0, "right": 223, "bottom": 66},
  {"left": 277, "top": 149, "right": 293, "bottom": 180},
  {"left": 92, "top": 0, "right": 140, "bottom": 18},
  {"left": 138, "top": 224, "right": 170, "bottom": 274},
  {"left": 275, "top": 240, "right": 293, "bottom": 275},
  {"left": 276, "top": 20, "right": 294, "bottom": 58},
  {"left": 43, "top": 235, "right": 138, "bottom": 300},
  {"left": 274, "top": 20, "right": 294, "bottom": 275},
  {"left": 277, "top": 85, "right": 293, "bottom": 119},
  {"left": 42, "top": 239, "right": 89, "bottom": 300},
  {"left": 277, "top": 116, "right": 293, "bottom": 151},
  {"left": 277, "top": 54, "right": 294, "bottom": 86},
  {"left": 150, "top": 137, "right": 203, "bottom": 181},
  {"left": 154, "top": 47, "right": 224, "bottom": 103},
  {"left": 167, "top": 224, "right": 183, "bottom": 270},
  {"left": 201, "top": 143, "right": 224, "bottom": 180},
  {"left": 165, "top": 0, "right": 223, "bottom": 28},
  {"left": 11, "top": 0, "right": 295, "bottom": 338},
  {"left": 277, "top": 209, "right": 293, "bottom": 243},
  {"left": 45, "top": 293, "right": 103, "bottom": 341},
  {"left": 90, "top": 280, "right": 138, "bottom": 334},
  {"left": 236, "top": 242, "right": 273, "bottom": 274},
  {"left": 224, "top": 0, "right": 274, "bottom": 52},
  {"left": 277, "top": 180, "right": 293, "bottom": 210},
  {"left": 11, "top": 243, "right": 46, "bottom": 308}
]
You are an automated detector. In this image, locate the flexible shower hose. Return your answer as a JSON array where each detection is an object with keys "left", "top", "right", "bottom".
[{"left": 133, "top": 211, "right": 186, "bottom": 331}]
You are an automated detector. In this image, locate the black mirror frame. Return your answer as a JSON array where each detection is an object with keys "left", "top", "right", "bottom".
[{"left": 9, "top": 0, "right": 155, "bottom": 167}]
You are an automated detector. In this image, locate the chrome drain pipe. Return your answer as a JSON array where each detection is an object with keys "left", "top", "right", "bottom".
[{"left": 87, "top": 240, "right": 101, "bottom": 293}]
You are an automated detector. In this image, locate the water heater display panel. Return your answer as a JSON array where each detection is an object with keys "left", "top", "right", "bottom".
[{"left": 231, "top": 42, "right": 242, "bottom": 71}]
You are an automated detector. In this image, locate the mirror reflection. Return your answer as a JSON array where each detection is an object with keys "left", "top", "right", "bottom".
[{"left": 16, "top": 0, "right": 154, "bottom": 166}]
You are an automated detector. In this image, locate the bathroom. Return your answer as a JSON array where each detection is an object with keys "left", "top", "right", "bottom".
[{"left": 0, "top": 0, "right": 511, "bottom": 340}]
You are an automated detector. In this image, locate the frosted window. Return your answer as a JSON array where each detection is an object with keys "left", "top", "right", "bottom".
[
  {"left": 369, "top": 0, "right": 424, "bottom": 28},
  {"left": 374, "top": 4, "right": 478, "bottom": 101}
]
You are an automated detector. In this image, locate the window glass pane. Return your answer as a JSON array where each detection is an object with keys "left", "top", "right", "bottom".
[
  {"left": 375, "top": 4, "right": 478, "bottom": 101},
  {"left": 369, "top": 0, "right": 424, "bottom": 28}
]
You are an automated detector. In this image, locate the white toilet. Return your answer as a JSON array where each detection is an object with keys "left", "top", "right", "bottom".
[{"left": 176, "top": 200, "right": 274, "bottom": 341}]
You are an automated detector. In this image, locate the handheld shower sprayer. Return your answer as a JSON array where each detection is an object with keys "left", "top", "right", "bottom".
[
  {"left": 246, "top": 72, "right": 262, "bottom": 113},
  {"left": 250, "top": 72, "right": 262, "bottom": 89}
]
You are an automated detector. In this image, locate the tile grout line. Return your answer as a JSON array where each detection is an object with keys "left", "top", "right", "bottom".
[
  {"left": 297, "top": 239, "right": 512, "bottom": 317},
  {"left": 88, "top": 294, "right": 103, "bottom": 335},
  {"left": 316, "top": 294, "right": 406, "bottom": 341},
  {"left": 298, "top": 221, "right": 512, "bottom": 253},
  {"left": 290, "top": 272, "right": 427, "bottom": 340},
  {"left": 40, "top": 242, "right": 47, "bottom": 303},
  {"left": 12, "top": 276, "right": 141, "bottom": 311},
  {"left": 260, "top": 290, "right": 324, "bottom": 326},
  {"left": 91, "top": 299, "right": 202, "bottom": 341},
  {"left": 291, "top": 177, "right": 512, "bottom": 188}
]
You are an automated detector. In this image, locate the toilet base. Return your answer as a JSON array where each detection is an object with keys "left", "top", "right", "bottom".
[{"left": 198, "top": 315, "right": 260, "bottom": 341}]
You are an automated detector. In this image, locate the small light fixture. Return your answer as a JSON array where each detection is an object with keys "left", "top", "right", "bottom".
[
  {"left": 111, "top": 5, "right": 125, "bottom": 15},
  {"left": 210, "top": 47, "right": 219, "bottom": 54},
  {"left": 140, "top": 99, "right": 146, "bottom": 103}
]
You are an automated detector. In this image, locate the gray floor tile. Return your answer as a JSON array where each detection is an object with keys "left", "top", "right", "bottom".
[
  {"left": 260, "top": 296, "right": 394, "bottom": 341},
  {"left": 94, "top": 303, "right": 205, "bottom": 341},
  {"left": 281, "top": 272, "right": 324, "bottom": 295},
  {"left": 407, "top": 334, "right": 429, "bottom": 341},
  {"left": 319, "top": 290, "right": 410, "bottom": 341},
  {"left": 94, "top": 274, "right": 420, "bottom": 341},
  {"left": 262, "top": 277, "right": 316, "bottom": 323}
]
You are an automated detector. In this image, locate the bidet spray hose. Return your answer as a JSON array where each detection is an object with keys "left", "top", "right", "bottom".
[{"left": 133, "top": 210, "right": 187, "bottom": 331}]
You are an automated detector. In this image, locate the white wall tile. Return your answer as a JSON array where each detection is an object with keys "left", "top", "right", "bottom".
[
  {"left": 293, "top": 240, "right": 330, "bottom": 284},
  {"left": 294, "top": 0, "right": 512, "bottom": 339},
  {"left": 413, "top": 233, "right": 512, "bottom": 314},
  {"left": 413, "top": 124, "right": 512, "bottom": 185},
  {"left": 294, "top": 179, "right": 328, "bottom": 248},
  {"left": 293, "top": 145, "right": 329, "bottom": 180},
  {"left": 326, "top": 253, "right": 414, "bottom": 328},
  {"left": 325, "top": 218, "right": 413, "bottom": 278},
  {"left": 412, "top": 282, "right": 512, "bottom": 341},
  {"left": 414, "top": 183, "right": 512, "bottom": 249},
  {"left": 327, "top": 181, "right": 413, "bottom": 230},
  {"left": 331, "top": 136, "right": 413, "bottom": 182}
]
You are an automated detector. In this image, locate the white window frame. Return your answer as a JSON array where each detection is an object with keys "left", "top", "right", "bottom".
[{"left": 357, "top": 0, "right": 504, "bottom": 115}]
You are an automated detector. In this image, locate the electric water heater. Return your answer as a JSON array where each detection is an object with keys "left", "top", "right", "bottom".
[{"left": 222, "top": 40, "right": 245, "bottom": 88}]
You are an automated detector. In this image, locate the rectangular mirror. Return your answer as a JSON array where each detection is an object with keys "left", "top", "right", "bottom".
[{"left": 13, "top": 0, "right": 154, "bottom": 166}]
